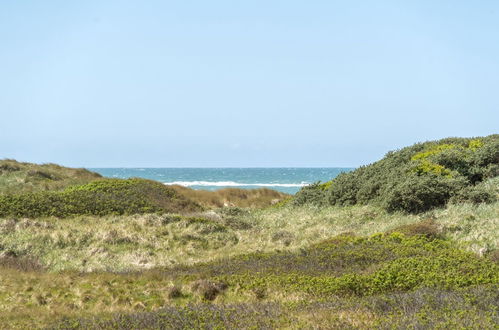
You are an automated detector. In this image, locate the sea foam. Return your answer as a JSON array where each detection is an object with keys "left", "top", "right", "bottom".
[{"left": 163, "top": 181, "right": 308, "bottom": 188}]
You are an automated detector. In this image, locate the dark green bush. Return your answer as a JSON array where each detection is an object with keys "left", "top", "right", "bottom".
[
  {"left": 449, "top": 182, "right": 497, "bottom": 204},
  {"left": 292, "top": 182, "right": 327, "bottom": 206},
  {"left": 294, "top": 135, "right": 499, "bottom": 213},
  {"left": 0, "top": 178, "right": 202, "bottom": 218},
  {"left": 383, "top": 174, "right": 466, "bottom": 213}
]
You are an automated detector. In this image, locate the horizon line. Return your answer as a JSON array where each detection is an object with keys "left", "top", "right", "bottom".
[{"left": 88, "top": 166, "right": 357, "bottom": 169}]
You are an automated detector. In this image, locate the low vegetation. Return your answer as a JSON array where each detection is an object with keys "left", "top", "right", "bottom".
[
  {"left": 0, "top": 135, "right": 497, "bottom": 329},
  {"left": 169, "top": 185, "right": 289, "bottom": 208},
  {"left": 0, "top": 159, "right": 101, "bottom": 194},
  {"left": 0, "top": 202, "right": 497, "bottom": 273},
  {"left": 1, "top": 230, "right": 497, "bottom": 329},
  {"left": 295, "top": 134, "right": 499, "bottom": 213},
  {"left": 0, "top": 178, "right": 202, "bottom": 218}
]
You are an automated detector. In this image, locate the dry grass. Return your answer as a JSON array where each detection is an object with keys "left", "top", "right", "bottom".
[
  {"left": 170, "top": 185, "right": 289, "bottom": 208},
  {"left": 0, "top": 159, "right": 101, "bottom": 194},
  {"left": 0, "top": 202, "right": 497, "bottom": 273}
]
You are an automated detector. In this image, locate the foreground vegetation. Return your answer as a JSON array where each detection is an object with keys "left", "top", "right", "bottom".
[
  {"left": 1, "top": 202, "right": 497, "bottom": 273},
  {"left": 0, "top": 135, "right": 498, "bottom": 329},
  {"left": 0, "top": 200, "right": 497, "bottom": 328},
  {"left": 1, "top": 228, "right": 497, "bottom": 329}
]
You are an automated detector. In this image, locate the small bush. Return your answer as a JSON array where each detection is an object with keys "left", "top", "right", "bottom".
[
  {"left": 388, "top": 219, "right": 441, "bottom": 239},
  {"left": 191, "top": 280, "right": 228, "bottom": 301},
  {"left": 383, "top": 174, "right": 466, "bottom": 213},
  {"left": 293, "top": 182, "right": 327, "bottom": 206},
  {"left": 167, "top": 286, "right": 183, "bottom": 299}
]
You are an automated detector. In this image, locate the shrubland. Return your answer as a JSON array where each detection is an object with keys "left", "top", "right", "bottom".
[
  {"left": 294, "top": 135, "right": 499, "bottom": 213},
  {"left": 0, "top": 229, "right": 497, "bottom": 329},
  {"left": 0, "top": 161, "right": 290, "bottom": 218},
  {"left": 0, "top": 135, "right": 498, "bottom": 329}
]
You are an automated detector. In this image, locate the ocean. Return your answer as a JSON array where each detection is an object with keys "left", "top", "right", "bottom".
[{"left": 89, "top": 168, "right": 353, "bottom": 194}]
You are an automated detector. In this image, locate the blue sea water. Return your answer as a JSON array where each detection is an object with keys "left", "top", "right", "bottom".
[{"left": 89, "top": 168, "right": 353, "bottom": 194}]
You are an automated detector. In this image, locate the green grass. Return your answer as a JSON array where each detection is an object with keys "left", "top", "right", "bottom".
[{"left": 0, "top": 198, "right": 497, "bottom": 329}]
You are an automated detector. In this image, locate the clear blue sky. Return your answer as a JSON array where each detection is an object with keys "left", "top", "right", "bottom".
[{"left": 1, "top": 1, "right": 498, "bottom": 167}]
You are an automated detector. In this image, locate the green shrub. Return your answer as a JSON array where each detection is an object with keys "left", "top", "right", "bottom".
[
  {"left": 293, "top": 182, "right": 327, "bottom": 206},
  {"left": 449, "top": 182, "right": 497, "bottom": 204},
  {"left": 0, "top": 178, "right": 202, "bottom": 218},
  {"left": 294, "top": 135, "right": 499, "bottom": 213},
  {"left": 219, "top": 233, "right": 499, "bottom": 297},
  {"left": 383, "top": 174, "right": 466, "bottom": 213}
]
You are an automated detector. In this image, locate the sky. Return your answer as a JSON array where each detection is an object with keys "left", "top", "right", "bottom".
[{"left": 1, "top": 1, "right": 498, "bottom": 167}]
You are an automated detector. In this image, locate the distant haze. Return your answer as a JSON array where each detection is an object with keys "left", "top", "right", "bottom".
[{"left": 1, "top": 1, "right": 498, "bottom": 167}]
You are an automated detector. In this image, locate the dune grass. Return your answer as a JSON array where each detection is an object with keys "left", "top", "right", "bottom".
[
  {"left": 169, "top": 185, "right": 289, "bottom": 208},
  {"left": 0, "top": 201, "right": 497, "bottom": 328},
  {"left": 0, "top": 155, "right": 497, "bottom": 329},
  {"left": 0, "top": 159, "right": 101, "bottom": 194},
  {"left": 1, "top": 202, "right": 497, "bottom": 273}
]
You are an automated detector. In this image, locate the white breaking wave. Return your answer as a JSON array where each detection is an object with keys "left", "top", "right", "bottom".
[{"left": 163, "top": 181, "right": 309, "bottom": 188}]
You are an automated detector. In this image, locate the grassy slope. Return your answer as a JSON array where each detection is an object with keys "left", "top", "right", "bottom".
[
  {"left": 0, "top": 159, "right": 102, "bottom": 194},
  {"left": 0, "top": 178, "right": 203, "bottom": 218},
  {"left": 1, "top": 202, "right": 497, "bottom": 273},
  {"left": 0, "top": 160, "right": 290, "bottom": 217}
]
